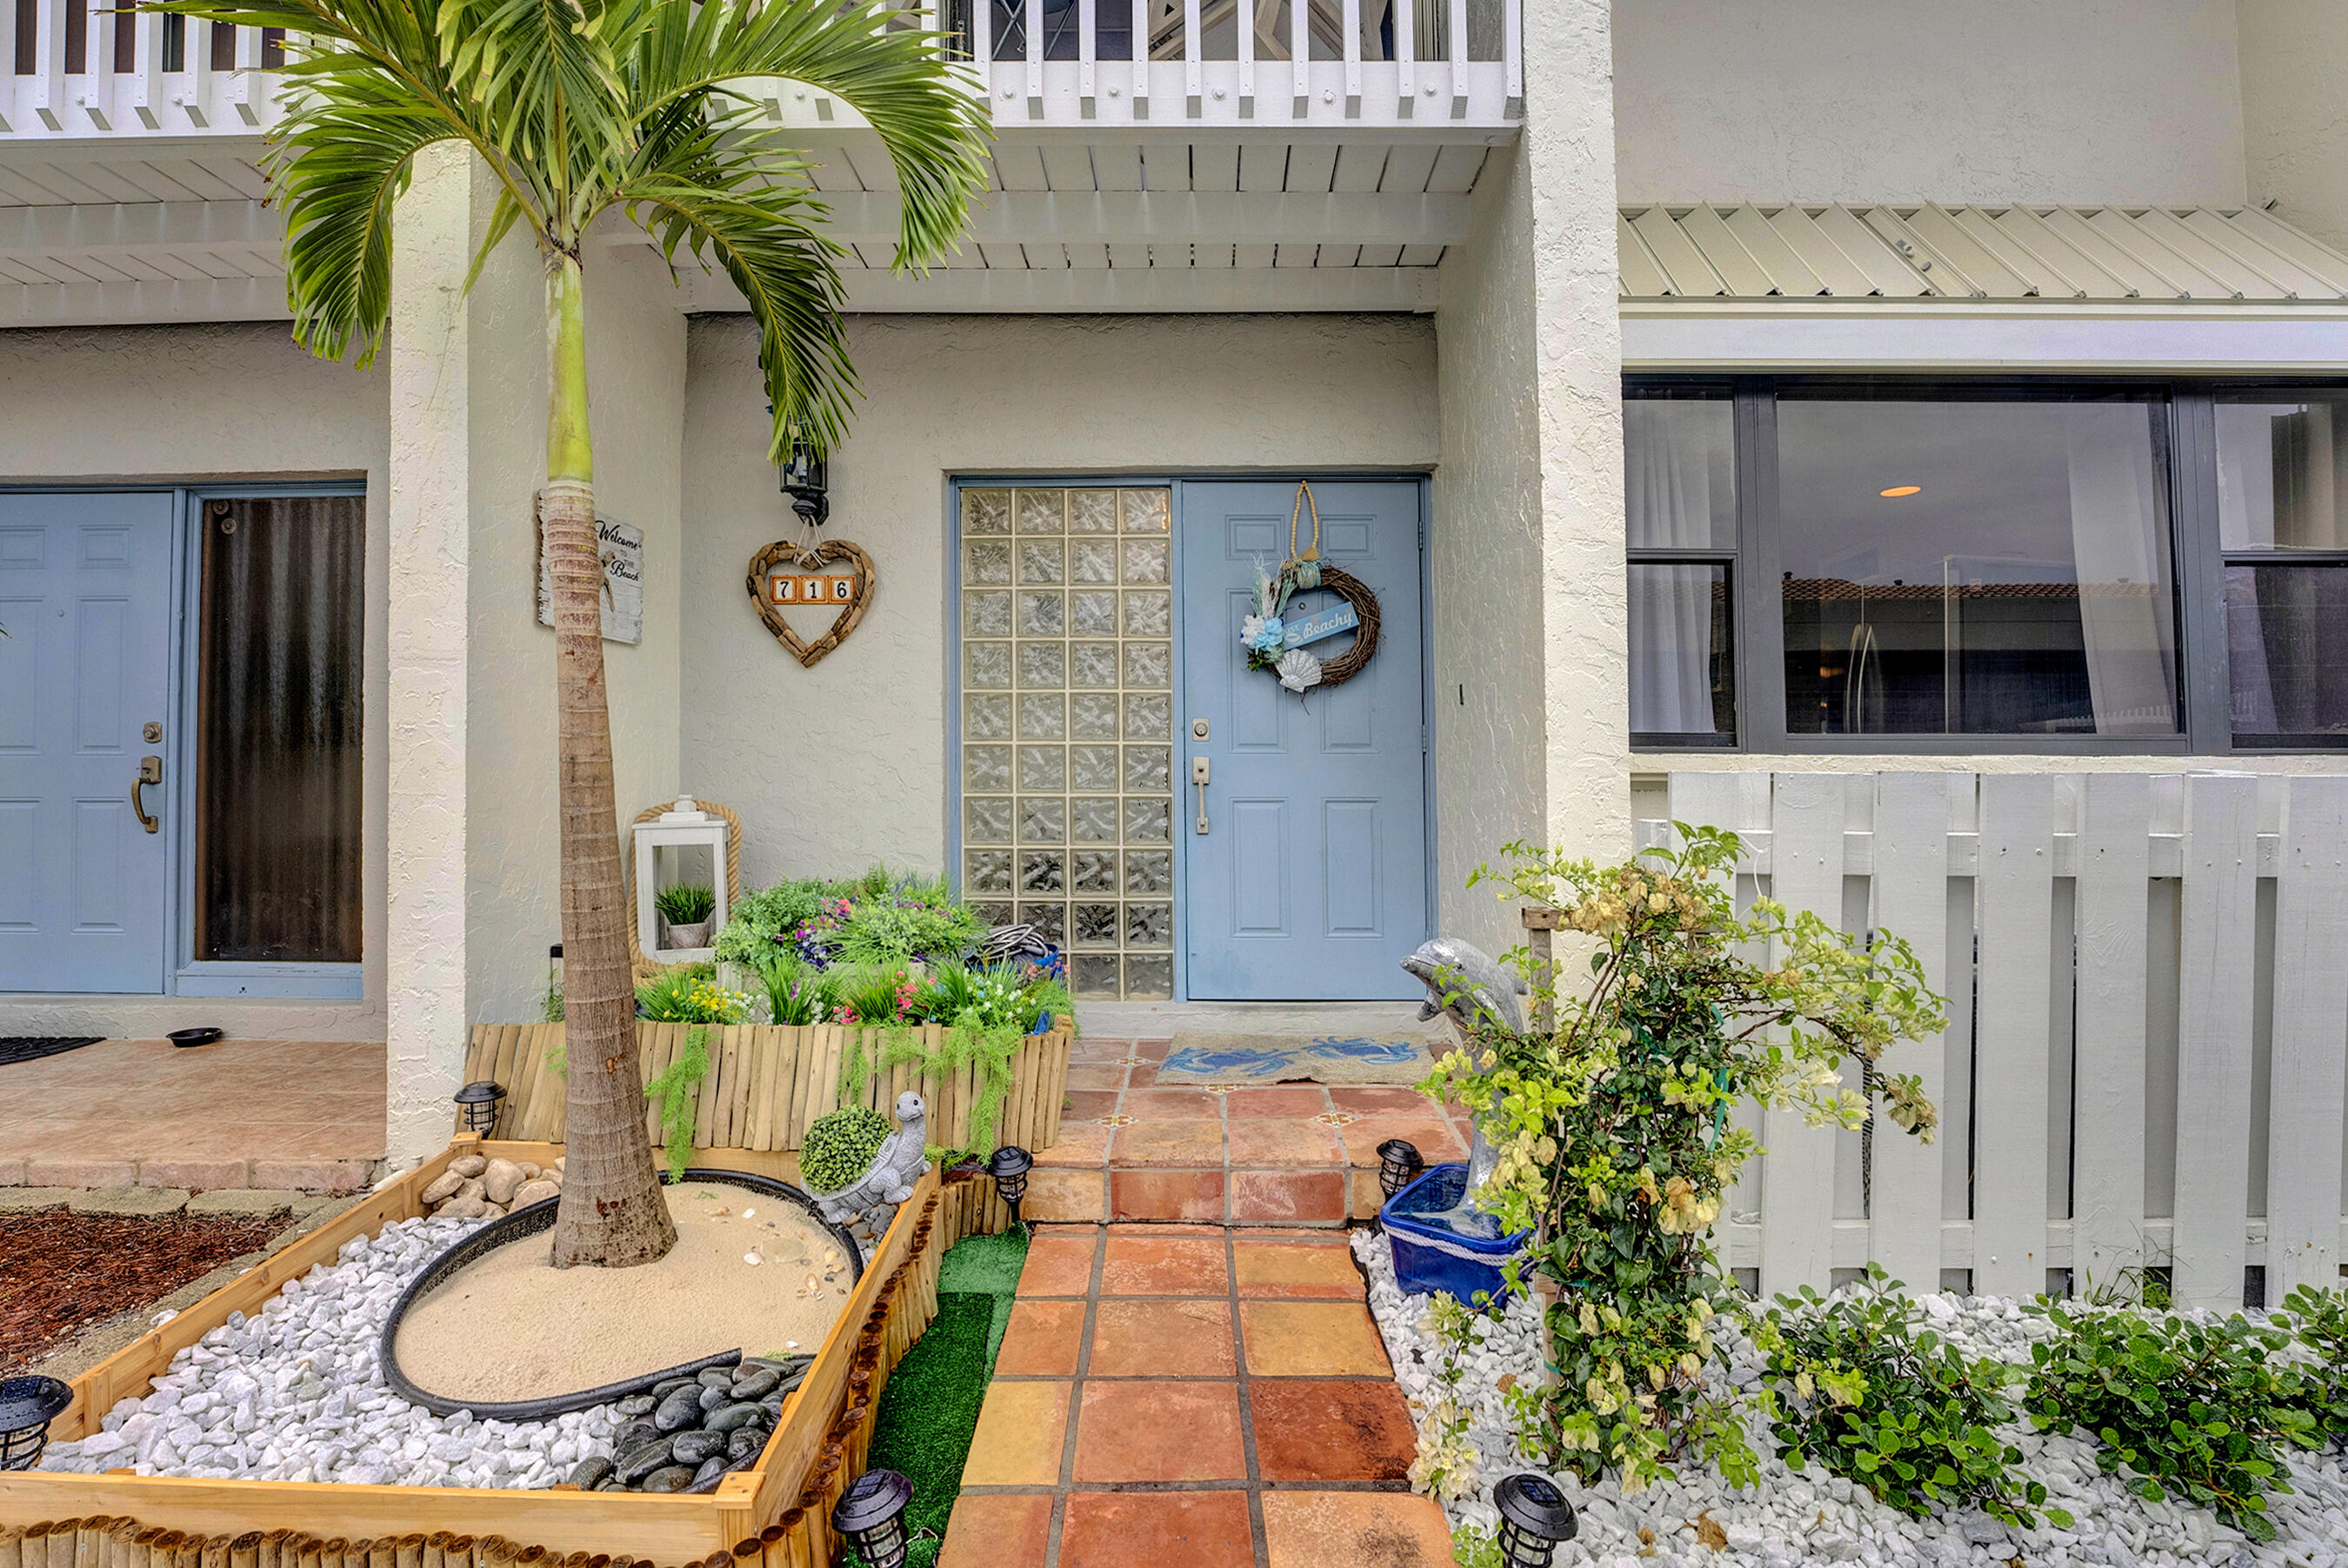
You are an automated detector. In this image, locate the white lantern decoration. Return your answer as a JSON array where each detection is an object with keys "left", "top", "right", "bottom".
[{"left": 632, "top": 795, "right": 730, "bottom": 962}]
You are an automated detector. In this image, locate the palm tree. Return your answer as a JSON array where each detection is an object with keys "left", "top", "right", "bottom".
[{"left": 157, "top": 0, "right": 989, "bottom": 1267}]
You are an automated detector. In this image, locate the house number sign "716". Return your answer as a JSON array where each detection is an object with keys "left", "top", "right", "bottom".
[{"left": 745, "top": 537, "right": 877, "bottom": 668}]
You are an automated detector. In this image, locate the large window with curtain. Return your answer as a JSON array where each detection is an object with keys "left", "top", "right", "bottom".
[{"left": 1627, "top": 379, "right": 2347, "bottom": 755}]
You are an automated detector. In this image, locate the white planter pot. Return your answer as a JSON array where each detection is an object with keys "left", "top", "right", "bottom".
[{"left": 664, "top": 919, "right": 712, "bottom": 951}]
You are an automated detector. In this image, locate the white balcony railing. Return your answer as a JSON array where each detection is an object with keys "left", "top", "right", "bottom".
[{"left": 2, "top": 0, "right": 1520, "bottom": 138}]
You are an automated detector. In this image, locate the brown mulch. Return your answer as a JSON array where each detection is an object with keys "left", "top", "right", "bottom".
[{"left": 0, "top": 1210, "right": 287, "bottom": 1374}]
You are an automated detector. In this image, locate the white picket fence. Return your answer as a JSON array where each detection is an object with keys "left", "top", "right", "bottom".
[{"left": 1634, "top": 771, "right": 2348, "bottom": 1313}]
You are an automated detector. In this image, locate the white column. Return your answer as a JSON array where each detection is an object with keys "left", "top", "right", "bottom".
[{"left": 384, "top": 142, "right": 477, "bottom": 1167}]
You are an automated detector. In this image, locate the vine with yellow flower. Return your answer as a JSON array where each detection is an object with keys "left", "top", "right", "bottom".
[{"left": 1418, "top": 824, "right": 1944, "bottom": 1491}]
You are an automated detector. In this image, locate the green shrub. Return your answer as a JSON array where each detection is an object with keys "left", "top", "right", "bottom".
[
  {"left": 802, "top": 1104, "right": 893, "bottom": 1194},
  {"left": 1753, "top": 1265, "right": 2064, "bottom": 1528},
  {"left": 2024, "top": 1301, "right": 2323, "bottom": 1540},
  {"left": 831, "top": 881, "right": 985, "bottom": 967},
  {"left": 2276, "top": 1285, "right": 2348, "bottom": 1442},
  {"left": 713, "top": 878, "right": 831, "bottom": 966},
  {"left": 655, "top": 882, "right": 717, "bottom": 925},
  {"left": 636, "top": 964, "right": 750, "bottom": 1024}
]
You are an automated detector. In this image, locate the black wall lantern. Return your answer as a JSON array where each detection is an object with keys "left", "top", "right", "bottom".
[
  {"left": 0, "top": 1375, "right": 72, "bottom": 1471},
  {"left": 779, "top": 440, "right": 829, "bottom": 528},
  {"left": 987, "top": 1145, "right": 1033, "bottom": 1230},
  {"left": 1493, "top": 1472, "right": 1578, "bottom": 1567},
  {"left": 455, "top": 1079, "right": 507, "bottom": 1137},
  {"left": 831, "top": 1466, "right": 913, "bottom": 1568}
]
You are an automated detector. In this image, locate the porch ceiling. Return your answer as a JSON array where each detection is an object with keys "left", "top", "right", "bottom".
[{"left": 1620, "top": 203, "right": 2348, "bottom": 304}]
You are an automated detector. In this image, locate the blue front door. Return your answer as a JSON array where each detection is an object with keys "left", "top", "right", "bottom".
[
  {"left": 1179, "top": 480, "right": 1429, "bottom": 1000},
  {"left": 0, "top": 491, "right": 177, "bottom": 993}
]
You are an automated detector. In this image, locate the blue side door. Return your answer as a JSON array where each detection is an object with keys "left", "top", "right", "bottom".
[
  {"left": 1179, "top": 480, "right": 1428, "bottom": 1001},
  {"left": 0, "top": 491, "right": 177, "bottom": 993}
]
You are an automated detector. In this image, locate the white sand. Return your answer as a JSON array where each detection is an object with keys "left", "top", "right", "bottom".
[{"left": 392, "top": 1186, "right": 851, "bottom": 1405}]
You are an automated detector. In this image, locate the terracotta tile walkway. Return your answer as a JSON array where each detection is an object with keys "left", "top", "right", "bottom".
[
  {"left": 1027, "top": 1037, "right": 1472, "bottom": 1226},
  {"left": 940, "top": 1224, "right": 1453, "bottom": 1568},
  {"left": 0, "top": 1038, "right": 384, "bottom": 1191}
]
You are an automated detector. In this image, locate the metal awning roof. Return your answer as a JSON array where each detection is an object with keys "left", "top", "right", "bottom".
[{"left": 1618, "top": 204, "right": 2348, "bottom": 304}]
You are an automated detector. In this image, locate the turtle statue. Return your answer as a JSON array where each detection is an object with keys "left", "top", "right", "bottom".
[
  {"left": 1401, "top": 937, "right": 1530, "bottom": 1239},
  {"left": 815, "top": 1091, "right": 932, "bottom": 1236}
]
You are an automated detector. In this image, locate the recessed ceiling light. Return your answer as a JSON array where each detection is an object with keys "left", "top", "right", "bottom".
[{"left": 1879, "top": 485, "right": 1922, "bottom": 497}]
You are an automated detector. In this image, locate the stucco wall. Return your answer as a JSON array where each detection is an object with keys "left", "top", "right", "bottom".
[
  {"left": 2238, "top": 0, "right": 2348, "bottom": 252},
  {"left": 463, "top": 230, "right": 687, "bottom": 1028},
  {"left": 0, "top": 320, "right": 390, "bottom": 1043},
  {"left": 1614, "top": 0, "right": 2248, "bottom": 207},
  {"left": 679, "top": 312, "right": 1437, "bottom": 894}
]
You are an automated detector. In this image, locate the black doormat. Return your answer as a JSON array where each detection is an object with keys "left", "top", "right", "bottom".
[{"left": 0, "top": 1037, "right": 105, "bottom": 1067}]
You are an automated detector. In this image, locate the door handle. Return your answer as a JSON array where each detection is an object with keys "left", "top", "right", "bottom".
[
  {"left": 1191, "top": 756, "right": 1211, "bottom": 835},
  {"left": 132, "top": 755, "right": 162, "bottom": 835}
]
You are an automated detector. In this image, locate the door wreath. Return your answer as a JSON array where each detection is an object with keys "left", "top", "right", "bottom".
[{"left": 1240, "top": 481, "right": 1381, "bottom": 695}]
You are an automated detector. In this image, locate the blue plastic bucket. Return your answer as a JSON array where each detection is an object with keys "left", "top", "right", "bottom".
[{"left": 1380, "top": 1162, "right": 1534, "bottom": 1306}]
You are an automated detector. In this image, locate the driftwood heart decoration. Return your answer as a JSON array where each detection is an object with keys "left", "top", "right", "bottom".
[{"left": 746, "top": 537, "right": 877, "bottom": 668}]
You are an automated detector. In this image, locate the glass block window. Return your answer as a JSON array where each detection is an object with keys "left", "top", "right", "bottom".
[{"left": 961, "top": 487, "right": 1176, "bottom": 999}]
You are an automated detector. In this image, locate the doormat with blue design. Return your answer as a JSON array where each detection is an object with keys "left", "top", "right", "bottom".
[
  {"left": 0, "top": 1036, "right": 105, "bottom": 1068},
  {"left": 1156, "top": 1032, "right": 1438, "bottom": 1086}
]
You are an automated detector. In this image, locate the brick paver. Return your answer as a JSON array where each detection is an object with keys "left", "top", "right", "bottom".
[
  {"left": 1027, "top": 1037, "right": 1474, "bottom": 1225},
  {"left": 939, "top": 1224, "right": 1453, "bottom": 1568}
]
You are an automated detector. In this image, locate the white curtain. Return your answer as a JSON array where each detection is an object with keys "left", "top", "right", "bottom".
[
  {"left": 2064, "top": 407, "right": 2178, "bottom": 736},
  {"left": 1626, "top": 402, "right": 1726, "bottom": 732}
]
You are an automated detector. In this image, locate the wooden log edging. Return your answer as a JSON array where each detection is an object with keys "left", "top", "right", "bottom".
[{"left": 0, "top": 1520, "right": 753, "bottom": 1568}]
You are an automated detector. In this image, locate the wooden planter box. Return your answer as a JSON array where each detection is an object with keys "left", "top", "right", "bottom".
[
  {"left": 0, "top": 1142, "right": 1002, "bottom": 1565},
  {"left": 465, "top": 1024, "right": 1071, "bottom": 1188}
]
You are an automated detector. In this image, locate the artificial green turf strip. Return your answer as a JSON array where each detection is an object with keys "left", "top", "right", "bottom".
[{"left": 855, "top": 1228, "right": 1031, "bottom": 1568}]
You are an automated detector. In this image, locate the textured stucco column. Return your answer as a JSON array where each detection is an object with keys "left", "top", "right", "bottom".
[
  {"left": 384, "top": 143, "right": 477, "bottom": 1167},
  {"left": 1524, "top": 0, "right": 1625, "bottom": 855}
]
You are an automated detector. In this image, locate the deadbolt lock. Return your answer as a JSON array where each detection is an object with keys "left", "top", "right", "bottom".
[
  {"left": 1191, "top": 718, "right": 1209, "bottom": 739},
  {"left": 143, "top": 722, "right": 163, "bottom": 744}
]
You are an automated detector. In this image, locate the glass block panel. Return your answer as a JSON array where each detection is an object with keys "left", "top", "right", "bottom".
[
  {"left": 1071, "top": 538, "right": 1118, "bottom": 584},
  {"left": 1124, "top": 797, "right": 1172, "bottom": 844},
  {"left": 1071, "top": 591, "right": 1119, "bottom": 636},
  {"left": 1017, "top": 490, "right": 1063, "bottom": 533},
  {"left": 1125, "top": 954, "right": 1173, "bottom": 998},
  {"left": 1124, "top": 745, "right": 1171, "bottom": 792},
  {"left": 1071, "top": 744, "right": 1120, "bottom": 791},
  {"left": 1017, "top": 540, "right": 1064, "bottom": 584},
  {"left": 1071, "top": 797, "right": 1119, "bottom": 843},
  {"left": 1019, "top": 797, "right": 1065, "bottom": 843},
  {"left": 1072, "top": 953, "right": 1123, "bottom": 998},
  {"left": 1020, "top": 850, "right": 1064, "bottom": 893},
  {"left": 1122, "top": 490, "right": 1171, "bottom": 533},
  {"left": 1017, "top": 643, "right": 1065, "bottom": 690},
  {"left": 1123, "top": 591, "right": 1171, "bottom": 637},
  {"left": 965, "top": 694, "right": 1011, "bottom": 740},
  {"left": 1071, "top": 642, "right": 1118, "bottom": 689},
  {"left": 964, "top": 539, "right": 1011, "bottom": 586},
  {"left": 963, "top": 489, "right": 1011, "bottom": 535},
  {"left": 964, "top": 642, "right": 1011, "bottom": 689},
  {"left": 964, "top": 591, "right": 1012, "bottom": 637},
  {"left": 1071, "top": 490, "right": 1119, "bottom": 533},
  {"left": 961, "top": 486, "right": 1178, "bottom": 1000},
  {"left": 964, "top": 796, "right": 1013, "bottom": 844},
  {"left": 964, "top": 745, "right": 1011, "bottom": 792},
  {"left": 1071, "top": 693, "right": 1121, "bottom": 739},
  {"left": 1121, "top": 539, "right": 1169, "bottom": 584},
  {"left": 1124, "top": 850, "right": 1172, "bottom": 895},
  {"left": 1124, "top": 693, "right": 1171, "bottom": 738},
  {"left": 1017, "top": 695, "right": 1065, "bottom": 739},
  {"left": 1125, "top": 902, "right": 1172, "bottom": 948},
  {"left": 1017, "top": 591, "right": 1064, "bottom": 637},
  {"left": 1124, "top": 642, "right": 1171, "bottom": 690},
  {"left": 1017, "top": 744, "right": 1065, "bottom": 793}
]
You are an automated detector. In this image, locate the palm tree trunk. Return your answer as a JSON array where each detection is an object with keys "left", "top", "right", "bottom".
[{"left": 539, "top": 250, "right": 677, "bottom": 1269}]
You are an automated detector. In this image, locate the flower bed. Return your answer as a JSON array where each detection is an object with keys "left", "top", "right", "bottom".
[{"left": 0, "top": 1142, "right": 991, "bottom": 1563}]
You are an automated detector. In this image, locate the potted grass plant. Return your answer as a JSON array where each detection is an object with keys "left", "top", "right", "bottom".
[{"left": 657, "top": 883, "right": 718, "bottom": 953}]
